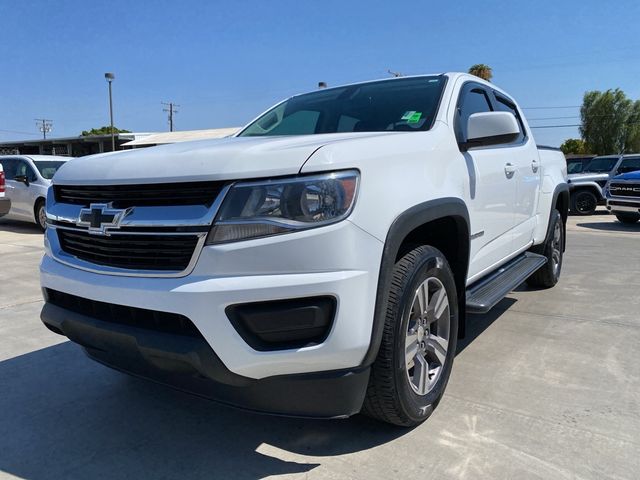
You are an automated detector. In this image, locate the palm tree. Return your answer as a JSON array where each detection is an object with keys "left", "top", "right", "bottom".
[{"left": 468, "top": 64, "right": 493, "bottom": 82}]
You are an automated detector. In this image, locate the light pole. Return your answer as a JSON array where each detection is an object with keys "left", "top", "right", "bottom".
[{"left": 104, "top": 72, "right": 115, "bottom": 151}]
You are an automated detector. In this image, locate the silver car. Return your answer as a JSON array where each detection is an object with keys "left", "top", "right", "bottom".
[{"left": 0, "top": 155, "right": 69, "bottom": 230}]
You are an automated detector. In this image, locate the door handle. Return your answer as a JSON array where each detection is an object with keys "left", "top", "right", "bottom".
[
  {"left": 531, "top": 159, "right": 540, "bottom": 173},
  {"left": 504, "top": 163, "right": 516, "bottom": 179}
]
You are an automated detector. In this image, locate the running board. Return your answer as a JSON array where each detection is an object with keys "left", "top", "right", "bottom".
[{"left": 466, "top": 252, "right": 547, "bottom": 314}]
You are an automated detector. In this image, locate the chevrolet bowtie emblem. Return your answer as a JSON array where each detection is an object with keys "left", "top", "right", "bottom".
[{"left": 77, "top": 204, "right": 132, "bottom": 235}]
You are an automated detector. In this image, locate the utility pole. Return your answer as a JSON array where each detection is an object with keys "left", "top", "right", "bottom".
[
  {"left": 162, "top": 102, "right": 179, "bottom": 132},
  {"left": 35, "top": 119, "right": 53, "bottom": 139},
  {"left": 104, "top": 73, "right": 116, "bottom": 151}
]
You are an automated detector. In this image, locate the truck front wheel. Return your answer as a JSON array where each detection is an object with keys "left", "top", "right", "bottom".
[
  {"left": 363, "top": 245, "right": 458, "bottom": 427},
  {"left": 571, "top": 190, "right": 598, "bottom": 215}
]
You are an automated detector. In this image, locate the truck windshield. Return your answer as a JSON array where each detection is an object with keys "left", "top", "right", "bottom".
[
  {"left": 33, "top": 161, "right": 66, "bottom": 179},
  {"left": 616, "top": 157, "right": 640, "bottom": 174},
  {"left": 584, "top": 157, "right": 618, "bottom": 173},
  {"left": 238, "top": 76, "right": 446, "bottom": 137}
]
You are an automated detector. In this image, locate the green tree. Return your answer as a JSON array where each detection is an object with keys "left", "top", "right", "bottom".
[
  {"left": 468, "top": 64, "right": 493, "bottom": 82},
  {"left": 81, "top": 126, "right": 131, "bottom": 136},
  {"left": 579, "top": 89, "right": 639, "bottom": 155},
  {"left": 560, "top": 138, "right": 588, "bottom": 155}
]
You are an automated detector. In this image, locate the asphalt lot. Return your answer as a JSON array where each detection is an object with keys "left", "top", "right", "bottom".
[{"left": 0, "top": 211, "right": 639, "bottom": 480}]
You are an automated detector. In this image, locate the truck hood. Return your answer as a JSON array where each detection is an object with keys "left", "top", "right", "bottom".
[
  {"left": 568, "top": 172, "right": 610, "bottom": 183},
  {"left": 613, "top": 170, "right": 640, "bottom": 181},
  {"left": 53, "top": 132, "right": 392, "bottom": 185}
]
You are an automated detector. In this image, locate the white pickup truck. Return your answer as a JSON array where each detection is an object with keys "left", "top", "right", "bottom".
[{"left": 40, "top": 73, "right": 568, "bottom": 426}]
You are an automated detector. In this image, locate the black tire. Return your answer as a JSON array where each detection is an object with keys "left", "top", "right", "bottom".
[
  {"left": 571, "top": 190, "right": 598, "bottom": 215},
  {"left": 35, "top": 199, "right": 47, "bottom": 231},
  {"left": 528, "top": 209, "right": 564, "bottom": 288},
  {"left": 615, "top": 213, "right": 640, "bottom": 224},
  {"left": 362, "top": 245, "right": 458, "bottom": 427}
]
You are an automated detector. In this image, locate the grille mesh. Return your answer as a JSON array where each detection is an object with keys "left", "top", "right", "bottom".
[
  {"left": 57, "top": 229, "right": 199, "bottom": 271},
  {"left": 54, "top": 181, "right": 226, "bottom": 208}
]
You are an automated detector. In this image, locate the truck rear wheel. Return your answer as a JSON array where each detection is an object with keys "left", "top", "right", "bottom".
[
  {"left": 363, "top": 245, "right": 458, "bottom": 427},
  {"left": 528, "top": 210, "right": 563, "bottom": 288},
  {"left": 615, "top": 213, "right": 640, "bottom": 224},
  {"left": 571, "top": 190, "right": 597, "bottom": 215}
]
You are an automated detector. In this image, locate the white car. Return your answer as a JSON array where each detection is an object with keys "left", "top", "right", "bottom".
[
  {"left": 40, "top": 73, "right": 568, "bottom": 426},
  {"left": 0, "top": 155, "right": 69, "bottom": 230}
]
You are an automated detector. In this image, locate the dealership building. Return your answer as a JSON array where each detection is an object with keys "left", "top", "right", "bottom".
[{"left": 0, "top": 128, "right": 239, "bottom": 157}]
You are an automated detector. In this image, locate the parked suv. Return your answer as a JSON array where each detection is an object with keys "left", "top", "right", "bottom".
[
  {"left": 567, "top": 154, "right": 640, "bottom": 215},
  {"left": 40, "top": 73, "right": 568, "bottom": 426},
  {"left": 605, "top": 161, "right": 640, "bottom": 223},
  {"left": 0, "top": 155, "right": 68, "bottom": 230}
]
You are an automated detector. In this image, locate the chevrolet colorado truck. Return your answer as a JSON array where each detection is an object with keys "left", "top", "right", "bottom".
[
  {"left": 606, "top": 168, "right": 640, "bottom": 223},
  {"left": 40, "top": 73, "right": 568, "bottom": 426}
]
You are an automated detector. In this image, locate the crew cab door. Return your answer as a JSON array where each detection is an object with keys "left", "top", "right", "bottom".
[
  {"left": 453, "top": 82, "right": 518, "bottom": 279},
  {"left": 0, "top": 158, "right": 36, "bottom": 219},
  {"left": 490, "top": 92, "right": 540, "bottom": 251}
]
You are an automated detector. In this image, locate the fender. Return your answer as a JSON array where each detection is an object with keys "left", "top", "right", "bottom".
[
  {"left": 569, "top": 181, "right": 604, "bottom": 200},
  {"left": 360, "top": 198, "right": 470, "bottom": 367},
  {"left": 551, "top": 183, "right": 569, "bottom": 251}
]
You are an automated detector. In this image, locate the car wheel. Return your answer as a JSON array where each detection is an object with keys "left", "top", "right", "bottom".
[
  {"left": 362, "top": 245, "right": 458, "bottom": 427},
  {"left": 615, "top": 213, "right": 640, "bottom": 224},
  {"left": 571, "top": 190, "right": 597, "bottom": 215},
  {"left": 35, "top": 200, "right": 47, "bottom": 231},
  {"left": 528, "top": 209, "right": 564, "bottom": 288}
]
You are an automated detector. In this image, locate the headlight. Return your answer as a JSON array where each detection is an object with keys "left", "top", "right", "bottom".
[{"left": 206, "top": 170, "right": 359, "bottom": 244}]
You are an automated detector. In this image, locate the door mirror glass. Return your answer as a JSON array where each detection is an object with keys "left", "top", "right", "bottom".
[{"left": 461, "top": 111, "right": 521, "bottom": 150}]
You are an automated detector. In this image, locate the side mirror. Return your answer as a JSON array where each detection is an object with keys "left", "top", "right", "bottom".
[
  {"left": 460, "top": 111, "right": 520, "bottom": 151},
  {"left": 14, "top": 174, "right": 30, "bottom": 186}
]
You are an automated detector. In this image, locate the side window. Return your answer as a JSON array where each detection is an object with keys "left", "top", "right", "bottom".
[
  {"left": 15, "top": 161, "right": 37, "bottom": 181},
  {"left": 0, "top": 159, "right": 17, "bottom": 180},
  {"left": 457, "top": 87, "right": 493, "bottom": 141},
  {"left": 616, "top": 157, "right": 640, "bottom": 174},
  {"left": 494, "top": 94, "right": 526, "bottom": 143}
]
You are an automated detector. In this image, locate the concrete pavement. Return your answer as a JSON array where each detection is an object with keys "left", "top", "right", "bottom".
[{"left": 0, "top": 213, "right": 638, "bottom": 479}]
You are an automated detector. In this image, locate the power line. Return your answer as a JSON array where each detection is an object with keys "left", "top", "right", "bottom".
[
  {"left": 530, "top": 124, "right": 581, "bottom": 129},
  {"left": 0, "top": 128, "right": 40, "bottom": 136},
  {"left": 35, "top": 118, "right": 52, "bottom": 139},
  {"left": 161, "top": 102, "right": 179, "bottom": 132},
  {"left": 522, "top": 106, "right": 581, "bottom": 110}
]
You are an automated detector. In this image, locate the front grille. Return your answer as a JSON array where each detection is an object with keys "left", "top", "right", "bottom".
[
  {"left": 609, "top": 183, "right": 640, "bottom": 198},
  {"left": 609, "top": 200, "right": 640, "bottom": 208},
  {"left": 57, "top": 229, "right": 199, "bottom": 271},
  {"left": 54, "top": 181, "right": 226, "bottom": 208},
  {"left": 45, "top": 289, "right": 202, "bottom": 338}
]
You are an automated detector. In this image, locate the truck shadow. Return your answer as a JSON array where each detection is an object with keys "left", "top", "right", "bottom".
[
  {"left": 576, "top": 221, "right": 640, "bottom": 232},
  {"left": 0, "top": 342, "right": 404, "bottom": 480},
  {"left": 0, "top": 302, "right": 515, "bottom": 480}
]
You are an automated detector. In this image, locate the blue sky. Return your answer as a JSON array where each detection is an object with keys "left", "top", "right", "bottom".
[{"left": 1, "top": 0, "right": 639, "bottom": 146}]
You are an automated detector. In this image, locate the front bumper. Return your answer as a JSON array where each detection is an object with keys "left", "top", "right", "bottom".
[
  {"left": 40, "top": 301, "right": 370, "bottom": 418},
  {"left": 606, "top": 198, "right": 640, "bottom": 214},
  {"left": 40, "top": 220, "right": 383, "bottom": 416}
]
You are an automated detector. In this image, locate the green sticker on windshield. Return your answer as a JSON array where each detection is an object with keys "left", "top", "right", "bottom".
[
  {"left": 407, "top": 112, "right": 422, "bottom": 123},
  {"left": 401, "top": 111, "right": 416, "bottom": 120}
]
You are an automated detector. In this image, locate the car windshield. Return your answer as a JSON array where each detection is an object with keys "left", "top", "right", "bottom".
[
  {"left": 33, "top": 161, "right": 65, "bottom": 179},
  {"left": 616, "top": 157, "right": 640, "bottom": 174},
  {"left": 238, "top": 76, "right": 446, "bottom": 137},
  {"left": 583, "top": 157, "right": 618, "bottom": 173}
]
